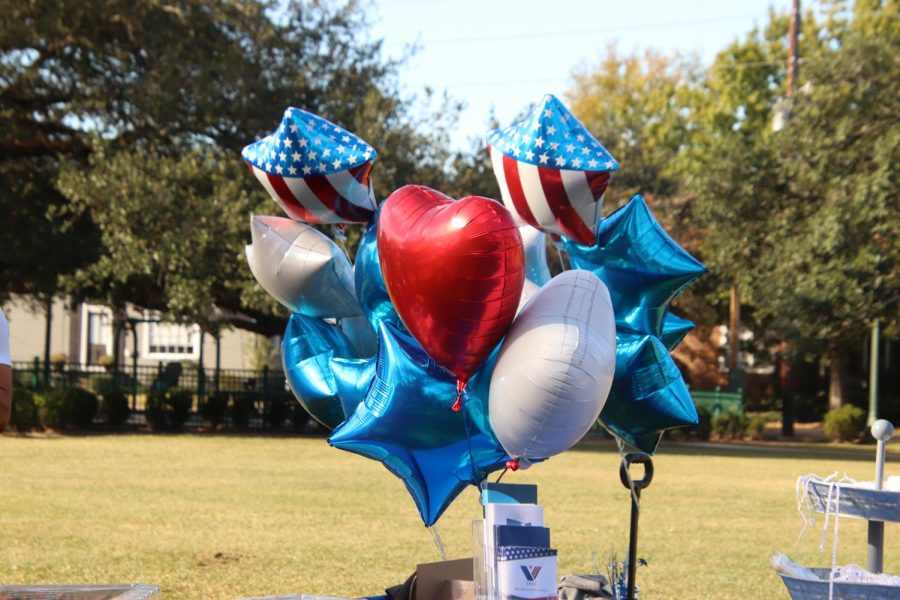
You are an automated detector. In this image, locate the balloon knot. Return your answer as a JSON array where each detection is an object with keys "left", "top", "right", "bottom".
[
  {"left": 505, "top": 459, "right": 520, "bottom": 472},
  {"left": 451, "top": 380, "right": 466, "bottom": 412}
]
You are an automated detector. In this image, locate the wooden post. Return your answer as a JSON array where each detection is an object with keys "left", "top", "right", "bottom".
[
  {"left": 787, "top": 0, "right": 800, "bottom": 97},
  {"left": 728, "top": 283, "right": 740, "bottom": 371}
]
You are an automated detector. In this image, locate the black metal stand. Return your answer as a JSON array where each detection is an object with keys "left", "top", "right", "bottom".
[{"left": 619, "top": 452, "right": 654, "bottom": 600}]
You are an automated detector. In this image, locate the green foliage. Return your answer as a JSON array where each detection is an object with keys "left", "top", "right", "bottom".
[
  {"left": 101, "top": 391, "right": 130, "bottom": 427},
  {"left": 202, "top": 392, "right": 230, "bottom": 430},
  {"left": 824, "top": 405, "right": 866, "bottom": 442},
  {"left": 145, "top": 390, "right": 193, "bottom": 431},
  {"left": 89, "top": 374, "right": 118, "bottom": 398},
  {"left": 713, "top": 412, "right": 750, "bottom": 440},
  {"left": 70, "top": 388, "right": 99, "bottom": 429},
  {"left": 167, "top": 390, "right": 193, "bottom": 431},
  {"left": 37, "top": 389, "right": 68, "bottom": 429},
  {"left": 746, "top": 413, "right": 768, "bottom": 440},
  {"left": 9, "top": 388, "right": 41, "bottom": 432},
  {"left": 569, "top": 46, "right": 703, "bottom": 209},
  {"left": 692, "top": 406, "right": 714, "bottom": 441},
  {"left": 229, "top": 394, "right": 256, "bottom": 431},
  {"left": 1, "top": 0, "right": 460, "bottom": 336},
  {"left": 683, "top": 2, "right": 900, "bottom": 408},
  {"left": 37, "top": 387, "right": 98, "bottom": 429},
  {"left": 144, "top": 393, "right": 169, "bottom": 432},
  {"left": 564, "top": 46, "right": 715, "bottom": 326}
]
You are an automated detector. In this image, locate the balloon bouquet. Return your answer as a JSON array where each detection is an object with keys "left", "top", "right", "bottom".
[{"left": 241, "top": 96, "right": 704, "bottom": 528}]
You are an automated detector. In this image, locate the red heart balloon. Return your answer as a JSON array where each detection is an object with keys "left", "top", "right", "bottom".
[{"left": 378, "top": 185, "right": 525, "bottom": 387}]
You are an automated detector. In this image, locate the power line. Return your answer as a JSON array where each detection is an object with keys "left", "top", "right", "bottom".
[
  {"left": 381, "top": 7, "right": 900, "bottom": 48},
  {"left": 436, "top": 60, "right": 783, "bottom": 89},
  {"left": 384, "top": 13, "right": 768, "bottom": 47}
]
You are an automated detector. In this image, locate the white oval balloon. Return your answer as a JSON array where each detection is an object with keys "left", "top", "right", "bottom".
[
  {"left": 247, "top": 215, "right": 361, "bottom": 318},
  {"left": 489, "top": 269, "right": 616, "bottom": 460}
]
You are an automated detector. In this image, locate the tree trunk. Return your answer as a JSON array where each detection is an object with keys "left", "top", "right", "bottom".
[
  {"left": 779, "top": 340, "right": 794, "bottom": 437},
  {"left": 828, "top": 353, "right": 847, "bottom": 410}
]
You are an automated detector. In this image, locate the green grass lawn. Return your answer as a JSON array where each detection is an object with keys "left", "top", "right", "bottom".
[{"left": 0, "top": 433, "right": 897, "bottom": 599}]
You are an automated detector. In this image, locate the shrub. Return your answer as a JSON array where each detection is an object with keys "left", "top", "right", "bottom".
[
  {"left": 745, "top": 413, "right": 768, "bottom": 440},
  {"left": 69, "top": 388, "right": 99, "bottom": 429},
  {"left": 36, "top": 387, "right": 98, "bottom": 429},
  {"left": 713, "top": 412, "right": 749, "bottom": 440},
  {"left": 89, "top": 374, "right": 117, "bottom": 397},
  {"left": 202, "top": 392, "right": 229, "bottom": 430},
  {"left": 265, "top": 393, "right": 292, "bottom": 430},
  {"left": 37, "top": 388, "right": 70, "bottom": 429},
  {"left": 144, "top": 392, "right": 169, "bottom": 431},
  {"left": 167, "top": 390, "right": 194, "bottom": 431},
  {"left": 229, "top": 394, "right": 256, "bottom": 431},
  {"left": 102, "top": 391, "right": 131, "bottom": 427},
  {"left": 9, "top": 388, "right": 41, "bottom": 432},
  {"left": 144, "top": 390, "right": 193, "bottom": 431},
  {"left": 824, "top": 405, "right": 866, "bottom": 442},
  {"left": 684, "top": 405, "right": 713, "bottom": 441}
]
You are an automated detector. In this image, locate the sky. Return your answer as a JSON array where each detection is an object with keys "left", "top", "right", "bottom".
[{"left": 366, "top": 0, "right": 794, "bottom": 149}]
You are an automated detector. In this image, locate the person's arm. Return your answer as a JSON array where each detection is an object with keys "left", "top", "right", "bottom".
[
  {"left": 0, "top": 364, "right": 10, "bottom": 433},
  {"left": 0, "top": 309, "right": 10, "bottom": 432}
]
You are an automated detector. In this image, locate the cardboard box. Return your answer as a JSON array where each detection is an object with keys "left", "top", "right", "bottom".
[
  {"left": 416, "top": 557, "right": 474, "bottom": 600},
  {"left": 435, "top": 579, "right": 474, "bottom": 600}
]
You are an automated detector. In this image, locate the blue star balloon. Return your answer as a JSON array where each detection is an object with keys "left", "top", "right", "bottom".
[
  {"left": 329, "top": 321, "right": 509, "bottom": 526},
  {"left": 561, "top": 194, "right": 705, "bottom": 453},
  {"left": 353, "top": 206, "right": 406, "bottom": 334},
  {"left": 330, "top": 356, "right": 376, "bottom": 420},
  {"left": 282, "top": 312, "right": 358, "bottom": 429},
  {"left": 660, "top": 311, "right": 695, "bottom": 351},
  {"left": 600, "top": 333, "right": 698, "bottom": 454},
  {"left": 564, "top": 194, "right": 706, "bottom": 338}
]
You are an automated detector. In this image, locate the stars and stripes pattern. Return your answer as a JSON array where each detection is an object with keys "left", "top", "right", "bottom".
[
  {"left": 242, "top": 107, "right": 377, "bottom": 225},
  {"left": 487, "top": 94, "right": 618, "bottom": 245},
  {"left": 498, "top": 546, "right": 558, "bottom": 561}
]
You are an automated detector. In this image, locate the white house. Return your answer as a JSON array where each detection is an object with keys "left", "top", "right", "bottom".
[{"left": 3, "top": 294, "right": 271, "bottom": 370}]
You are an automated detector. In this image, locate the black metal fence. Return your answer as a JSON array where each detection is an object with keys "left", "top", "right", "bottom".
[{"left": 11, "top": 359, "right": 298, "bottom": 429}]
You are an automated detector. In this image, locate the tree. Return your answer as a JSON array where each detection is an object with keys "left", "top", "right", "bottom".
[
  {"left": 1, "top": 0, "right": 459, "bottom": 336},
  {"left": 568, "top": 47, "right": 703, "bottom": 211},
  {"left": 688, "top": 1, "right": 900, "bottom": 408},
  {"left": 766, "top": 9, "right": 899, "bottom": 407},
  {"left": 566, "top": 47, "right": 717, "bottom": 329}
]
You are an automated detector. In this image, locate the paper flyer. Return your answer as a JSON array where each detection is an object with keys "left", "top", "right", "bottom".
[
  {"left": 496, "top": 546, "right": 558, "bottom": 600},
  {"left": 483, "top": 503, "right": 545, "bottom": 587}
]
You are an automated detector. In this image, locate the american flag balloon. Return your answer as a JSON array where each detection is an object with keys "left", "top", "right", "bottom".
[
  {"left": 242, "top": 107, "right": 377, "bottom": 225},
  {"left": 486, "top": 94, "right": 618, "bottom": 245}
]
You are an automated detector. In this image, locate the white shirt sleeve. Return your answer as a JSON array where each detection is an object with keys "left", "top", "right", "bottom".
[{"left": 0, "top": 308, "right": 10, "bottom": 366}]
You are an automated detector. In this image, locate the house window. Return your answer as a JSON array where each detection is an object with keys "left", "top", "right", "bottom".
[
  {"left": 86, "top": 310, "right": 113, "bottom": 365},
  {"left": 145, "top": 322, "right": 200, "bottom": 359}
]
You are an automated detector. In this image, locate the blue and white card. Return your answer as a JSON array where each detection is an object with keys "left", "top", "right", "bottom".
[{"left": 496, "top": 546, "right": 558, "bottom": 600}]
